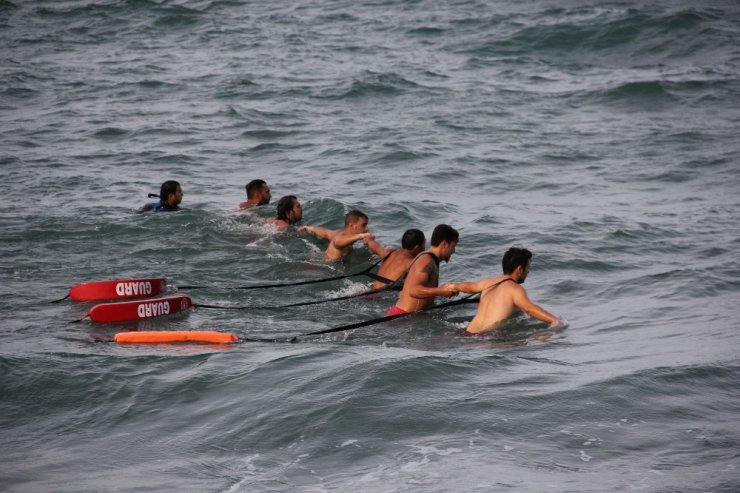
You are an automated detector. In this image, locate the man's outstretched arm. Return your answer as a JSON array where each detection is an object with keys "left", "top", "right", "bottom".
[{"left": 512, "top": 287, "right": 559, "bottom": 324}]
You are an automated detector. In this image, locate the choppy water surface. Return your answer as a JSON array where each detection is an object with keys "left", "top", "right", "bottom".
[{"left": 1, "top": 1, "right": 739, "bottom": 491}]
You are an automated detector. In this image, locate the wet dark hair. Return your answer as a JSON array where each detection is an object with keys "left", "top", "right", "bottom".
[
  {"left": 159, "top": 180, "right": 180, "bottom": 204},
  {"left": 276, "top": 195, "right": 297, "bottom": 222},
  {"left": 345, "top": 210, "right": 368, "bottom": 227},
  {"left": 401, "top": 229, "right": 425, "bottom": 250},
  {"left": 246, "top": 179, "right": 266, "bottom": 199},
  {"left": 502, "top": 247, "right": 532, "bottom": 275},
  {"left": 430, "top": 224, "right": 458, "bottom": 247}
]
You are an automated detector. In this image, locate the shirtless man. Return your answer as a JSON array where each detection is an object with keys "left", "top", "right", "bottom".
[
  {"left": 237, "top": 179, "right": 271, "bottom": 210},
  {"left": 269, "top": 195, "right": 302, "bottom": 230},
  {"left": 299, "top": 210, "right": 375, "bottom": 261},
  {"left": 363, "top": 229, "right": 426, "bottom": 289},
  {"left": 449, "top": 247, "right": 562, "bottom": 335},
  {"left": 387, "top": 224, "right": 460, "bottom": 315}
]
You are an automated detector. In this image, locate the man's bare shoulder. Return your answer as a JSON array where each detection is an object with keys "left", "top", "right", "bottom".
[
  {"left": 410, "top": 253, "right": 434, "bottom": 269},
  {"left": 332, "top": 229, "right": 350, "bottom": 239},
  {"left": 481, "top": 276, "right": 519, "bottom": 295},
  {"left": 387, "top": 249, "right": 412, "bottom": 263},
  {"left": 484, "top": 275, "right": 512, "bottom": 287}
]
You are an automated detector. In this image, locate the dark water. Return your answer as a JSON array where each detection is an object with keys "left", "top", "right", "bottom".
[{"left": 2, "top": 1, "right": 739, "bottom": 491}]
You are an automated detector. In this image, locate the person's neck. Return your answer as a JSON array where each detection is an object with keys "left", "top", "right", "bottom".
[
  {"left": 428, "top": 246, "right": 443, "bottom": 257},
  {"left": 425, "top": 248, "right": 443, "bottom": 264},
  {"left": 504, "top": 273, "right": 519, "bottom": 284}
]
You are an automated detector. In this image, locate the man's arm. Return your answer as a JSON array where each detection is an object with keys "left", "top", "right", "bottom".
[
  {"left": 298, "top": 225, "right": 336, "bottom": 241},
  {"left": 451, "top": 276, "right": 508, "bottom": 294},
  {"left": 363, "top": 235, "right": 392, "bottom": 258},
  {"left": 332, "top": 231, "right": 371, "bottom": 249},
  {"left": 511, "top": 286, "right": 559, "bottom": 324},
  {"left": 406, "top": 257, "right": 458, "bottom": 299}
]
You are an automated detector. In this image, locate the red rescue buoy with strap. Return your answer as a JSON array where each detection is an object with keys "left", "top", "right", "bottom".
[
  {"left": 87, "top": 295, "right": 192, "bottom": 323},
  {"left": 69, "top": 278, "right": 167, "bottom": 301}
]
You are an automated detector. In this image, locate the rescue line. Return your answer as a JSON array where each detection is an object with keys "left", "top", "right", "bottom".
[
  {"left": 114, "top": 331, "right": 238, "bottom": 344},
  {"left": 55, "top": 258, "right": 389, "bottom": 304},
  {"left": 87, "top": 295, "right": 192, "bottom": 323},
  {"left": 68, "top": 278, "right": 167, "bottom": 301}
]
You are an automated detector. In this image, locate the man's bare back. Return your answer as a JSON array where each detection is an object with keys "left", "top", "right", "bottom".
[
  {"left": 451, "top": 248, "right": 561, "bottom": 335},
  {"left": 463, "top": 277, "right": 524, "bottom": 333},
  {"left": 362, "top": 229, "right": 426, "bottom": 289},
  {"left": 372, "top": 248, "right": 416, "bottom": 289}
]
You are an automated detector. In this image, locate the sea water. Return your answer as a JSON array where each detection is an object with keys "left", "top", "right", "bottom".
[{"left": 1, "top": 1, "right": 739, "bottom": 491}]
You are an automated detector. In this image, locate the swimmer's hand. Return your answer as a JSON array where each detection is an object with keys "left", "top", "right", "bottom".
[
  {"left": 361, "top": 233, "right": 375, "bottom": 245},
  {"left": 549, "top": 318, "right": 568, "bottom": 330},
  {"left": 440, "top": 283, "right": 459, "bottom": 298}
]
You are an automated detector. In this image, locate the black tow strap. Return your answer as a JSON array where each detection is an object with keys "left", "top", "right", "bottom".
[
  {"left": 192, "top": 279, "right": 401, "bottom": 311},
  {"left": 177, "top": 257, "right": 387, "bottom": 291},
  {"left": 241, "top": 294, "right": 480, "bottom": 343}
]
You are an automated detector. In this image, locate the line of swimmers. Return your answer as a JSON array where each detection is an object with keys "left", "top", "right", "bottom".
[{"left": 140, "top": 179, "right": 565, "bottom": 336}]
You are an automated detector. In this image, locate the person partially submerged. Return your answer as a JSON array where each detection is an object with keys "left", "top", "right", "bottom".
[
  {"left": 139, "top": 180, "right": 183, "bottom": 213},
  {"left": 268, "top": 195, "right": 303, "bottom": 230},
  {"left": 299, "top": 210, "right": 376, "bottom": 261},
  {"left": 237, "top": 179, "right": 271, "bottom": 210},
  {"left": 449, "top": 247, "right": 563, "bottom": 335},
  {"left": 363, "top": 229, "right": 426, "bottom": 289},
  {"left": 386, "top": 224, "right": 460, "bottom": 315}
]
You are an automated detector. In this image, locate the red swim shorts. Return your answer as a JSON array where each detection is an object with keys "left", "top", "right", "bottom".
[{"left": 386, "top": 305, "right": 409, "bottom": 316}]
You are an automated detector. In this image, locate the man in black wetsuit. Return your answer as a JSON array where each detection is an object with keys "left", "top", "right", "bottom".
[{"left": 139, "top": 180, "right": 183, "bottom": 213}]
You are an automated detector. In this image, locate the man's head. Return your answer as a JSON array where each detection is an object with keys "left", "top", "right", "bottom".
[
  {"left": 160, "top": 180, "right": 182, "bottom": 207},
  {"left": 276, "top": 195, "right": 302, "bottom": 224},
  {"left": 401, "top": 229, "right": 425, "bottom": 255},
  {"left": 430, "top": 224, "right": 458, "bottom": 262},
  {"left": 345, "top": 210, "right": 369, "bottom": 233},
  {"left": 502, "top": 247, "right": 532, "bottom": 283},
  {"left": 246, "top": 179, "right": 271, "bottom": 205}
]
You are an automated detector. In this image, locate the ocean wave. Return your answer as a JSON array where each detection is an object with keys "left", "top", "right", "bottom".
[
  {"left": 364, "top": 149, "right": 437, "bottom": 166},
  {"left": 407, "top": 25, "right": 449, "bottom": 37},
  {"left": 596, "top": 80, "right": 678, "bottom": 103},
  {"left": 321, "top": 71, "right": 421, "bottom": 99},
  {"left": 239, "top": 129, "right": 300, "bottom": 140},
  {"left": 458, "top": 6, "right": 731, "bottom": 61}
]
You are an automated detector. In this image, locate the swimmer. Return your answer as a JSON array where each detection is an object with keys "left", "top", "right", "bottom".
[
  {"left": 449, "top": 247, "right": 563, "bottom": 335},
  {"left": 299, "top": 210, "right": 376, "bottom": 261},
  {"left": 268, "top": 195, "right": 303, "bottom": 230},
  {"left": 237, "top": 179, "right": 271, "bottom": 210},
  {"left": 386, "top": 224, "right": 459, "bottom": 315},
  {"left": 139, "top": 180, "right": 183, "bottom": 213},
  {"left": 364, "top": 229, "right": 426, "bottom": 289}
]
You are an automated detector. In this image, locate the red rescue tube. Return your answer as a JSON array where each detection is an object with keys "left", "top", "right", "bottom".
[
  {"left": 70, "top": 278, "right": 167, "bottom": 301},
  {"left": 114, "top": 331, "right": 238, "bottom": 344},
  {"left": 87, "top": 295, "right": 192, "bottom": 323}
]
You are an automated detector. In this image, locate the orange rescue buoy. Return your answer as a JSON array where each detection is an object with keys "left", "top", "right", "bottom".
[{"left": 114, "top": 331, "right": 238, "bottom": 344}]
